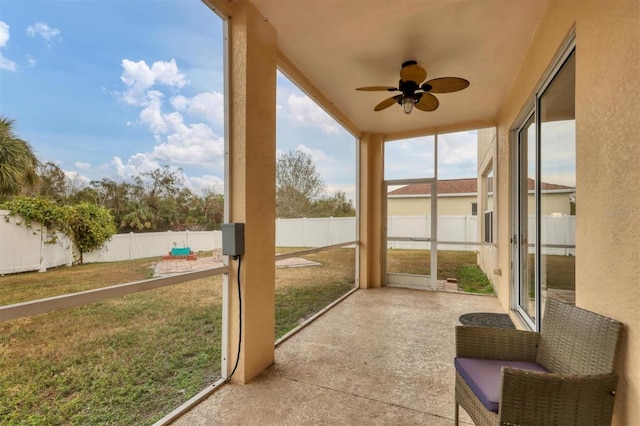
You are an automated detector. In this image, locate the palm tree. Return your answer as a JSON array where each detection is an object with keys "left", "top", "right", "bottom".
[{"left": 0, "top": 116, "right": 40, "bottom": 199}]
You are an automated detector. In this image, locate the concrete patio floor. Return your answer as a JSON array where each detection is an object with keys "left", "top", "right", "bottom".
[{"left": 172, "top": 287, "right": 506, "bottom": 425}]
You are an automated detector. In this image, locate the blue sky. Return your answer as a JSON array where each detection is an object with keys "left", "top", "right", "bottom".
[{"left": 0, "top": 0, "right": 494, "bottom": 204}]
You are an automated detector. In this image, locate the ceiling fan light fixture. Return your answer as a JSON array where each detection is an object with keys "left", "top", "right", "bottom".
[
  {"left": 401, "top": 97, "right": 416, "bottom": 114},
  {"left": 356, "top": 61, "right": 469, "bottom": 114}
]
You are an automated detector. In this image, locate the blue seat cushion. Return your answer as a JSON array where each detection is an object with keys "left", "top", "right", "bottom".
[{"left": 455, "top": 357, "right": 549, "bottom": 413}]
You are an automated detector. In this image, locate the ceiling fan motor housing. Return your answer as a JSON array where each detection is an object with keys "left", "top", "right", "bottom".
[{"left": 398, "top": 79, "right": 420, "bottom": 104}]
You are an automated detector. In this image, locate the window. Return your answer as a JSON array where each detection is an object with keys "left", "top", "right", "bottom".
[
  {"left": 471, "top": 202, "right": 478, "bottom": 216},
  {"left": 482, "top": 165, "right": 494, "bottom": 243}
]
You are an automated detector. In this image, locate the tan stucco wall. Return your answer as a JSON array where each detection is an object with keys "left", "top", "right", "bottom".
[
  {"left": 226, "top": 0, "right": 277, "bottom": 384},
  {"left": 388, "top": 193, "right": 570, "bottom": 216},
  {"left": 494, "top": 1, "right": 640, "bottom": 423},
  {"left": 477, "top": 128, "right": 501, "bottom": 293},
  {"left": 387, "top": 195, "right": 476, "bottom": 216},
  {"left": 534, "top": 192, "right": 572, "bottom": 215}
]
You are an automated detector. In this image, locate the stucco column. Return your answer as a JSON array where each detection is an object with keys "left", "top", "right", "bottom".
[
  {"left": 225, "top": 0, "right": 276, "bottom": 383},
  {"left": 358, "top": 133, "right": 384, "bottom": 288}
]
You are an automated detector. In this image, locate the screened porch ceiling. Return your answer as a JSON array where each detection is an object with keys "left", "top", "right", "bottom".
[{"left": 220, "top": 0, "right": 549, "bottom": 137}]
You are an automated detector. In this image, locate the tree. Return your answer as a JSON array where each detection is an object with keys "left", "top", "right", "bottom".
[
  {"left": 28, "top": 161, "right": 68, "bottom": 203},
  {"left": 89, "top": 178, "right": 139, "bottom": 230},
  {"left": 276, "top": 150, "right": 326, "bottom": 218},
  {"left": 0, "top": 116, "right": 40, "bottom": 199},
  {"left": 64, "top": 202, "right": 117, "bottom": 264},
  {"left": 311, "top": 191, "right": 356, "bottom": 217},
  {"left": 199, "top": 188, "right": 224, "bottom": 230},
  {"left": 0, "top": 197, "right": 116, "bottom": 263}
]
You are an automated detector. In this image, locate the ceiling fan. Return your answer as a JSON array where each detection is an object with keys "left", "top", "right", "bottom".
[{"left": 356, "top": 60, "right": 469, "bottom": 114}]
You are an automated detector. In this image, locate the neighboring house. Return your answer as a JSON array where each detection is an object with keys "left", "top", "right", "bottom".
[{"left": 387, "top": 178, "right": 574, "bottom": 216}]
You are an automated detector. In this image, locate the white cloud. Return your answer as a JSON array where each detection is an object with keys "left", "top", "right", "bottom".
[
  {"left": 171, "top": 91, "right": 224, "bottom": 126},
  {"left": 64, "top": 170, "right": 90, "bottom": 187},
  {"left": 151, "top": 59, "right": 188, "bottom": 87},
  {"left": 139, "top": 90, "right": 168, "bottom": 134},
  {"left": 74, "top": 161, "right": 91, "bottom": 170},
  {"left": 287, "top": 94, "right": 339, "bottom": 134},
  {"left": 26, "top": 54, "right": 36, "bottom": 67},
  {"left": 120, "top": 58, "right": 188, "bottom": 106},
  {"left": 114, "top": 57, "right": 225, "bottom": 190},
  {"left": 295, "top": 144, "right": 332, "bottom": 163},
  {"left": 112, "top": 154, "right": 162, "bottom": 179},
  {"left": 110, "top": 155, "right": 223, "bottom": 196},
  {"left": 151, "top": 122, "right": 224, "bottom": 166},
  {"left": 438, "top": 131, "right": 477, "bottom": 167},
  {"left": 130, "top": 86, "right": 224, "bottom": 168},
  {"left": 0, "top": 21, "right": 9, "bottom": 46},
  {"left": 26, "top": 22, "right": 61, "bottom": 44},
  {"left": 186, "top": 175, "right": 224, "bottom": 195},
  {"left": 0, "top": 53, "right": 15, "bottom": 71},
  {"left": 0, "top": 21, "right": 16, "bottom": 71}
]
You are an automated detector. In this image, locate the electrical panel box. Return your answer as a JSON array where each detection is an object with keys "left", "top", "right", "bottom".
[{"left": 221, "top": 223, "right": 245, "bottom": 257}]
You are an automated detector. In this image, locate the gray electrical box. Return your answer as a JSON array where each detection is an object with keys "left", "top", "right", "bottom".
[{"left": 221, "top": 223, "right": 245, "bottom": 257}]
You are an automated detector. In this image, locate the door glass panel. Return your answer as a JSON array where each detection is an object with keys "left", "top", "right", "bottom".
[
  {"left": 437, "top": 131, "right": 479, "bottom": 247},
  {"left": 540, "top": 51, "right": 576, "bottom": 314},
  {"left": 385, "top": 181, "right": 432, "bottom": 288},
  {"left": 384, "top": 136, "right": 435, "bottom": 288},
  {"left": 518, "top": 114, "right": 537, "bottom": 322}
]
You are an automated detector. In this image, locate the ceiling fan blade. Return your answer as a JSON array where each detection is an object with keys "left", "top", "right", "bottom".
[
  {"left": 422, "top": 77, "right": 470, "bottom": 93},
  {"left": 374, "top": 95, "right": 402, "bottom": 111},
  {"left": 415, "top": 93, "right": 439, "bottom": 112},
  {"left": 356, "top": 86, "right": 398, "bottom": 91},
  {"left": 400, "top": 63, "right": 427, "bottom": 84}
]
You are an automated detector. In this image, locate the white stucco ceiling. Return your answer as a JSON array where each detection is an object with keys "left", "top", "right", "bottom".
[{"left": 244, "top": 0, "right": 549, "bottom": 136}]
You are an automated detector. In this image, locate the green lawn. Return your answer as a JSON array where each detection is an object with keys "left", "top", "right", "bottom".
[
  {"left": 0, "top": 248, "right": 355, "bottom": 425},
  {"left": 0, "top": 247, "right": 573, "bottom": 423},
  {"left": 386, "top": 249, "right": 494, "bottom": 293}
]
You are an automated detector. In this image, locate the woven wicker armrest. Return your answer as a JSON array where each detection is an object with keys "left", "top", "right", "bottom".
[
  {"left": 455, "top": 326, "right": 539, "bottom": 361},
  {"left": 499, "top": 368, "right": 618, "bottom": 426}
]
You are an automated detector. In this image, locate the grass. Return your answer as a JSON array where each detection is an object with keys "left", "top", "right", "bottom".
[
  {"left": 458, "top": 265, "right": 494, "bottom": 293},
  {"left": 0, "top": 248, "right": 356, "bottom": 425},
  {"left": 0, "top": 246, "right": 573, "bottom": 423},
  {"left": 1, "top": 277, "right": 223, "bottom": 425},
  {"left": 0, "top": 258, "right": 155, "bottom": 305},
  {"left": 386, "top": 249, "right": 494, "bottom": 293},
  {"left": 541, "top": 254, "right": 575, "bottom": 290},
  {"left": 275, "top": 248, "right": 355, "bottom": 338}
]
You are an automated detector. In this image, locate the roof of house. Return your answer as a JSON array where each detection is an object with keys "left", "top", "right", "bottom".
[{"left": 388, "top": 178, "right": 573, "bottom": 196}]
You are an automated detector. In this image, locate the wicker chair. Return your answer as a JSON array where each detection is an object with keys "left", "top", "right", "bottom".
[{"left": 454, "top": 298, "right": 622, "bottom": 426}]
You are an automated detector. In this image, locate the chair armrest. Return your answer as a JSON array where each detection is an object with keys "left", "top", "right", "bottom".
[
  {"left": 455, "top": 326, "right": 539, "bottom": 361},
  {"left": 499, "top": 368, "right": 618, "bottom": 426}
]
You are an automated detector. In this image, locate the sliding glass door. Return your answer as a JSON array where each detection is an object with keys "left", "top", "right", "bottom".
[{"left": 513, "top": 46, "right": 576, "bottom": 330}]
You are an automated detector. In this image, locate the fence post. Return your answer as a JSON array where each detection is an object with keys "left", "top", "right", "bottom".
[
  {"left": 330, "top": 217, "right": 334, "bottom": 245},
  {"left": 303, "top": 217, "right": 307, "bottom": 248},
  {"left": 38, "top": 224, "right": 46, "bottom": 272},
  {"left": 129, "top": 232, "right": 134, "bottom": 260}
]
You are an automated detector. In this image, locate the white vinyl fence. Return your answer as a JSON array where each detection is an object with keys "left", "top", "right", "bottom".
[
  {"left": 0, "top": 210, "right": 74, "bottom": 275},
  {"left": 275, "top": 217, "right": 356, "bottom": 247},
  {"left": 387, "top": 215, "right": 478, "bottom": 251},
  {"left": 0, "top": 212, "right": 575, "bottom": 275},
  {"left": 83, "top": 230, "right": 223, "bottom": 263}
]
